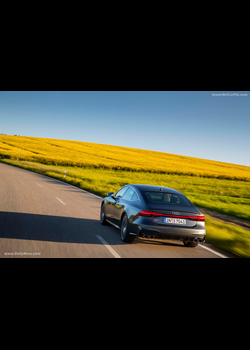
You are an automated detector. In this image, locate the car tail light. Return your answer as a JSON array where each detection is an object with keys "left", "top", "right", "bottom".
[{"left": 137, "top": 210, "right": 205, "bottom": 222}]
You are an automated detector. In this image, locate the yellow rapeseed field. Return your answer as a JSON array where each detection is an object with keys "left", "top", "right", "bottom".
[{"left": 0, "top": 134, "right": 250, "bottom": 181}]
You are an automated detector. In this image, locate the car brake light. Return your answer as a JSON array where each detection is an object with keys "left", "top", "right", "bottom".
[{"left": 137, "top": 210, "right": 205, "bottom": 221}]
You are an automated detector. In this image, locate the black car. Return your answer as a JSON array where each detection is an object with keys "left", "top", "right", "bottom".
[{"left": 100, "top": 184, "right": 206, "bottom": 247}]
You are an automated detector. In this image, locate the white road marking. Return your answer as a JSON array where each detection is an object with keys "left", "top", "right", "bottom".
[
  {"left": 96, "top": 235, "right": 121, "bottom": 258},
  {"left": 24, "top": 171, "right": 104, "bottom": 200},
  {"left": 199, "top": 244, "right": 228, "bottom": 258},
  {"left": 37, "top": 183, "right": 43, "bottom": 187},
  {"left": 56, "top": 197, "right": 66, "bottom": 205}
]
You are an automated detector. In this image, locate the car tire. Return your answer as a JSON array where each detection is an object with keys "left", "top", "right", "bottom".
[
  {"left": 183, "top": 240, "right": 199, "bottom": 247},
  {"left": 100, "top": 204, "right": 108, "bottom": 225},
  {"left": 121, "top": 214, "right": 134, "bottom": 243}
]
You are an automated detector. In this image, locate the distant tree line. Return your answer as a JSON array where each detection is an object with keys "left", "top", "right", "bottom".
[{"left": 0, "top": 134, "right": 20, "bottom": 136}]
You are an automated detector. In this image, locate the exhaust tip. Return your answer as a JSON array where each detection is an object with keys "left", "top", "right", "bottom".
[
  {"left": 142, "top": 233, "right": 156, "bottom": 239},
  {"left": 193, "top": 238, "right": 198, "bottom": 243}
]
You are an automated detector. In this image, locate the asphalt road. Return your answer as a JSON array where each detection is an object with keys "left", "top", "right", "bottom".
[{"left": 0, "top": 162, "right": 231, "bottom": 258}]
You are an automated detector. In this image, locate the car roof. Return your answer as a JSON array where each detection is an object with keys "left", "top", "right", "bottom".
[{"left": 130, "top": 184, "right": 182, "bottom": 195}]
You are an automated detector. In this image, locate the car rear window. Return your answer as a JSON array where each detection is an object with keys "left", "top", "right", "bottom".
[{"left": 142, "top": 192, "right": 192, "bottom": 206}]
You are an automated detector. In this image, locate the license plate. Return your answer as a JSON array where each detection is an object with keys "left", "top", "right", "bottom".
[{"left": 164, "top": 218, "right": 186, "bottom": 224}]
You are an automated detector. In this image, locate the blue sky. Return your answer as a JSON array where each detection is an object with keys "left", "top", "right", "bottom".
[{"left": 0, "top": 91, "right": 249, "bottom": 166}]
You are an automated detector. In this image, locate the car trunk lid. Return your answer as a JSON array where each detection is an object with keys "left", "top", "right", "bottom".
[{"left": 140, "top": 205, "right": 204, "bottom": 228}]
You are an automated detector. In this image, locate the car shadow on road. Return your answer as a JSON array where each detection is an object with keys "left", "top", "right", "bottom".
[
  {"left": 0, "top": 211, "right": 115, "bottom": 245},
  {"left": 0, "top": 211, "right": 184, "bottom": 248},
  {"left": 133, "top": 237, "right": 184, "bottom": 247}
]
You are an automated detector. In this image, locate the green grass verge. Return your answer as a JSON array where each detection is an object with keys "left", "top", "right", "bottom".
[{"left": 205, "top": 216, "right": 250, "bottom": 258}]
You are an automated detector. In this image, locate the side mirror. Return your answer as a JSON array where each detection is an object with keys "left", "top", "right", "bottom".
[{"left": 107, "top": 192, "right": 114, "bottom": 197}]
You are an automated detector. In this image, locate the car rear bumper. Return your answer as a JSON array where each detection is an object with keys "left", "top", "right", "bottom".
[{"left": 130, "top": 224, "right": 206, "bottom": 242}]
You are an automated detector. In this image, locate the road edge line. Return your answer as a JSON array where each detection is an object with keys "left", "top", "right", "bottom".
[
  {"left": 198, "top": 244, "right": 228, "bottom": 258},
  {"left": 96, "top": 235, "right": 121, "bottom": 258}
]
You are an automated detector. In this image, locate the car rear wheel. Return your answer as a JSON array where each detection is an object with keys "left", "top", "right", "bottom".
[{"left": 121, "top": 214, "right": 134, "bottom": 243}]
